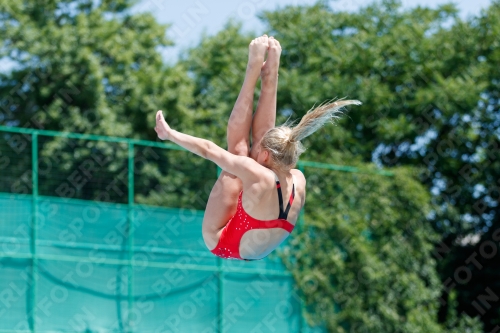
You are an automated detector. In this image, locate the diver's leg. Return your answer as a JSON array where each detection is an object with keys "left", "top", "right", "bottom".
[
  {"left": 226, "top": 35, "right": 269, "bottom": 156},
  {"left": 202, "top": 35, "right": 269, "bottom": 250},
  {"left": 250, "top": 37, "right": 282, "bottom": 160}
]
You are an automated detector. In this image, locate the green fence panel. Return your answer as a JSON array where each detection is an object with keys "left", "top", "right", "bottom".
[{"left": 0, "top": 125, "right": 391, "bottom": 333}]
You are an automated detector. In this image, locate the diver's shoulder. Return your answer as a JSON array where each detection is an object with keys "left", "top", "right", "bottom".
[{"left": 291, "top": 168, "right": 306, "bottom": 184}]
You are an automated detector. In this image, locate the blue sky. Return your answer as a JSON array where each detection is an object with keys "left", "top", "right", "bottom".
[{"left": 132, "top": 0, "right": 493, "bottom": 63}]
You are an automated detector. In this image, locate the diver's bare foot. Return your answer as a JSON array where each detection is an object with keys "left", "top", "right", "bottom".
[
  {"left": 261, "top": 37, "right": 281, "bottom": 78},
  {"left": 247, "top": 35, "right": 269, "bottom": 74},
  {"left": 154, "top": 110, "right": 172, "bottom": 141}
]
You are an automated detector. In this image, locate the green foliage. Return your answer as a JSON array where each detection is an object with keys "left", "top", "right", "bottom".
[
  {"left": 257, "top": 1, "right": 498, "bottom": 331},
  {"left": 0, "top": 0, "right": 205, "bottom": 207},
  {"left": 177, "top": 0, "right": 499, "bottom": 330},
  {"left": 0, "top": 0, "right": 182, "bottom": 137},
  {"left": 281, "top": 167, "right": 481, "bottom": 332},
  {"left": 172, "top": 2, "right": 500, "bottom": 326}
]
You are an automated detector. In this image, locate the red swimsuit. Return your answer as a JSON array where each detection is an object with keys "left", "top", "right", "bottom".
[{"left": 210, "top": 174, "right": 296, "bottom": 260}]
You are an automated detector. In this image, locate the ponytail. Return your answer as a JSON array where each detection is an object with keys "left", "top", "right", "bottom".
[
  {"left": 261, "top": 99, "right": 361, "bottom": 171},
  {"left": 289, "top": 99, "right": 362, "bottom": 142}
]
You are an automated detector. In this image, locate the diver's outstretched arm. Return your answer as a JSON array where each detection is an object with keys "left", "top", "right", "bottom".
[{"left": 155, "top": 110, "right": 263, "bottom": 185}]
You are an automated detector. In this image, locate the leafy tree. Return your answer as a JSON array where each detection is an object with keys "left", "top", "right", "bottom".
[
  {"left": 257, "top": 1, "right": 499, "bottom": 331},
  {"left": 0, "top": 0, "right": 171, "bottom": 136},
  {"left": 0, "top": 0, "right": 213, "bottom": 208},
  {"left": 281, "top": 167, "right": 482, "bottom": 332},
  {"left": 182, "top": 0, "right": 497, "bottom": 330}
]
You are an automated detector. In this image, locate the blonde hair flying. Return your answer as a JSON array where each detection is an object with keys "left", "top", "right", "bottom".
[{"left": 260, "top": 99, "right": 362, "bottom": 171}]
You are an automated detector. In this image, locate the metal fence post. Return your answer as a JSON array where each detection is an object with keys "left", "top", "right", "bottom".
[
  {"left": 31, "top": 133, "right": 38, "bottom": 333},
  {"left": 128, "top": 143, "right": 135, "bottom": 332},
  {"left": 217, "top": 258, "right": 223, "bottom": 333},
  {"left": 216, "top": 166, "right": 223, "bottom": 333}
]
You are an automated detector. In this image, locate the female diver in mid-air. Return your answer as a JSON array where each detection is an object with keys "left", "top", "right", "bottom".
[{"left": 154, "top": 35, "right": 361, "bottom": 261}]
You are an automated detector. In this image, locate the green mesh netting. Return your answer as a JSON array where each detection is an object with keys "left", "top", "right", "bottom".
[{"left": 0, "top": 128, "right": 325, "bottom": 333}]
